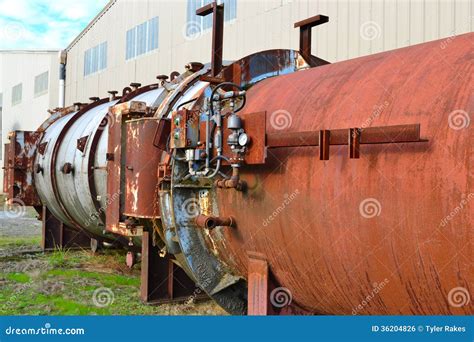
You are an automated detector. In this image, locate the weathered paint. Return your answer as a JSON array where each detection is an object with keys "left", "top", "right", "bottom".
[{"left": 207, "top": 33, "right": 473, "bottom": 314}]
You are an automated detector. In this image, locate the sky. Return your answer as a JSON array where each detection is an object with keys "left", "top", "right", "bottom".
[{"left": 0, "top": 0, "right": 109, "bottom": 50}]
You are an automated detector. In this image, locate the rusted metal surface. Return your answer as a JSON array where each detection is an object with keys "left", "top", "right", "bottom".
[
  {"left": 196, "top": 1, "right": 224, "bottom": 77},
  {"left": 219, "top": 111, "right": 267, "bottom": 165},
  {"left": 195, "top": 215, "right": 235, "bottom": 229},
  {"left": 119, "top": 84, "right": 160, "bottom": 104},
  {"left": 247, "top": 253, "right": 269, "bottom": 316},
  {"left": 348, "top": 128, "right": 361, "bottom": 159},
  {"left": 3, "top": 131, "right": 41, "bottom": 206},
  {"left": 152, "top": 118, "right": 171, "bottom": 150},
  {"left": 105, "top": 106, "right": 122, "bottom": 234},
  {"left": 153, "top": 47, "right": 332, "bottom": 314},
  {"left": 34, "top": 88, "right": 164, "bottom": 242},
  {"left": 204, "top": 33, "right": 474, "bottom": 315},
  {"left": 47, "top": 98, "right": 112, "bottom": 238},
  {"left": 267, "top": 123, "right": 424, "bottom": 148},
  {"left": 141, "top": 231, "right": 203, "bottom": 304},
  {"left": 170, "top": 108, "right": 200, "bottom": 149},
  {"left": 2, "top": 143, "right": 9, "bottom": 193},
  {"left": 106, "top": 96, "right": 163, "bottom": 235},
  {"left": 219, "top": 49, "right": 314, "bottom": 88},
  {"left": 18, "top": 23, "right": 472, "bottom": 316},
  {"left": 294, "top": 14, "right": 329, "bottom": 67},
  {"left": 41, "top": 206, "right": 91, "bottom": 251},
  {"left": 319, "top": 130, "right": 330, "bottom": 160},
  {"left": 123, "top": 118, "right": 161, "bottom": 218}
]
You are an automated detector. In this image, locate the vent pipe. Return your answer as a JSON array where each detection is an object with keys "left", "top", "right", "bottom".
[{"left": 58, "top": 50, "right": 67, "bottom": 108}]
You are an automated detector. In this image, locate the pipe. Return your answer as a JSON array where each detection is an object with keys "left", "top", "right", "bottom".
[
  {"left": 215, "top": 166, "right": 246, "bottom": 191},
  {"left": 195, "top": 215, "right": 235, "bottom": 229},
  {"left": 58, "top": 50, "right": 67, "bottom": 108}
]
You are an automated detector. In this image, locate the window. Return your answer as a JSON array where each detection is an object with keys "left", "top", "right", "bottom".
[
  {"left": 84, "top": 41, "right": 107, "bottom": 76},
  {"left": 34, "top": 71, "right": 49, "bottom": 96},
  {"left": 11, "top": 83, "right": 22, "bottom": 106},
  {"left": 126, "top": 17, "right": 159, "bottom": 60},
  {"left": 186, "top": 0, "right": 237, "bottom": 37}
]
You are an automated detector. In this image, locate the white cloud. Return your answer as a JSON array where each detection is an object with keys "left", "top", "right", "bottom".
[{"left": 0, "top": 0, "right": 109, "bottom": 49}]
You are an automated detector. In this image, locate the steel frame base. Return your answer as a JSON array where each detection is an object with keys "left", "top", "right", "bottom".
[
  {"left": 247, "top": 252, "right": 312, "bottom": 316},
  {"left": 41, "top": 206, "right": 91, "bottom": 251},
  {"left": 140, "top": 231, "right": 205, "bottom": 304}
]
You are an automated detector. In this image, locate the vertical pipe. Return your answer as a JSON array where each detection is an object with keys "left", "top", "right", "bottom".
[{"left": 58, "top": 50, "right": 67, "bottom": 108}]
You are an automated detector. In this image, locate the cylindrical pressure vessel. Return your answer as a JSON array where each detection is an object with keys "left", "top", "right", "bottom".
[
  {"left": 34, "top": 88, "right": 164, "bottom": 240},
  {"left": 206, "top": 33, "right": 473, "bottom": 314}
]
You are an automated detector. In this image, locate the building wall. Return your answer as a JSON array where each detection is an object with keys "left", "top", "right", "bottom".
[
  {"left": 65, "top": 0, "right": 474, "bottom": 104},
  {"left": 0, "top": 51, "right": 60, "bottom": 190}
]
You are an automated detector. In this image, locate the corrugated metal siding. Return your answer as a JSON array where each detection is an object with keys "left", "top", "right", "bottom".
[{"left": 65, "top": 0, "right": 473, "bottom": 104}]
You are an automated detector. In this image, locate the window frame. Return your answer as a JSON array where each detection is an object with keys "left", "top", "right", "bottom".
[
  {"left": 34, "top": 71, "right": 49, "bottom": 97},
  {"left": 125, "top": 16, "right": 160, "bottom": 61},
  {"left": 84, "top": 41, "right": 108, "bottom": 77},
  {"left": 11, "top": 83, "right": 22, "bottom": 106}
]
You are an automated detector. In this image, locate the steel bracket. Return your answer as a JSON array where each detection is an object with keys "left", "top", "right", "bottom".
[
  {"left": 267, "top": 124, "right": 428, "bottom": 160},
  {"left": 248, "top": 252, "right": 272, "bottom": 315},
  {"left": 196, "top": 1, "right": 224, "bottom": 76},
  {"left": 294, "top": 14, "right": 329, "bottom": 66}
]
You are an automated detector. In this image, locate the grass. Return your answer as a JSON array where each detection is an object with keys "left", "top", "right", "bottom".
[
  {"left": 0, "top": 236, "right": 41, "bottom": 247},
  {"left": 0, "top": 235, "right": 224, "bottom": 315},
  {"left": 5, "top": 272, "right": 31, "bottom": 283}
]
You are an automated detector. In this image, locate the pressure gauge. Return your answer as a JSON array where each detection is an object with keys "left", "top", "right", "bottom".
[{"left": 238, "top": 133, "right": 249, "bottom": 146}]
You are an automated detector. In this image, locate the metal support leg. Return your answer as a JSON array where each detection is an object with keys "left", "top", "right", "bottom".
[
  {"left": 248, "top": 252, "right": 271, "bottom": 315},
  {"left": 140, "top": 231, "right": 202, "bottom": 304},
  {"left": 41, "top": 206, "right": 91, "bottom": 251}
]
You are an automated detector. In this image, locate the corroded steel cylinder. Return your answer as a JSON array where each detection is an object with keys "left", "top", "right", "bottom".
[
  {"left": 33, "top": 89, "right": 163, "bottom": 240},
  {"left": 208, "top": 34, "right": 473, "bottom": 314}
]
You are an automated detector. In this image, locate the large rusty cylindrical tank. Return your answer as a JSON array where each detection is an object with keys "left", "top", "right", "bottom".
[
  {"left": 33, "top": 87, "right": 165, "bottom": 242},
  {"left": 164, "top": 34, "right": 473, "bottom": 315}
]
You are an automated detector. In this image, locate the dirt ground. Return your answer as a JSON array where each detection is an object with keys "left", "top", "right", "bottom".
[{"left": 0, "top": 196, "right": 225, "bottom": 315}]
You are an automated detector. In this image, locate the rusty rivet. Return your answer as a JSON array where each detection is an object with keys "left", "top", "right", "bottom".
[
  {"left": 73, "top": 102, "right": 83, "bottom": 111},
  {"left": 107, "top": 90, "right": 119, "bottom": 100},
  {"left": 130, "top": 82, "right": 141, "bottom": 90},
  {"left": 185, "top": 62, "right": 204, "bottom": 72},
  {"left": 61, "top": 162, "right": 73, "bottom": 174},
  {"left": 34, "top": 164, "right": 43, "bottom": 174},
  {"left": 170, "top": 71, "right": 180, "bottom": 81}
]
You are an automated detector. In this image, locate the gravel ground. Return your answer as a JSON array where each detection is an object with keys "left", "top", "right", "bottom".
[{"left": 0, "top": 196, "right": 41, "bottom": 238}]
